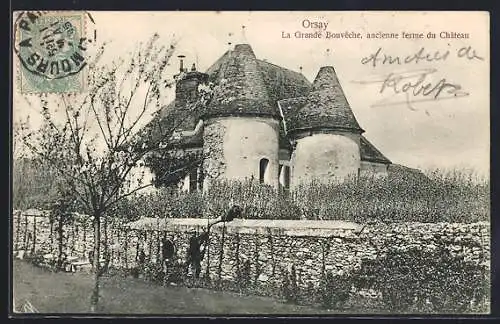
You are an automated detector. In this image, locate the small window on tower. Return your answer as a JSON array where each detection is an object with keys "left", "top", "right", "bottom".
[{"left": 259, "top": 158, "right": 269, "bottom": 184}]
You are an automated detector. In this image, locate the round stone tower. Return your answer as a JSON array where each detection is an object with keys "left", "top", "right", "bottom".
[
  {"left": 287, "top": 66, "right": 365, "bottom": 188},
  {"left": 201, "top": 43, "right": 281, "bottom": 189}
]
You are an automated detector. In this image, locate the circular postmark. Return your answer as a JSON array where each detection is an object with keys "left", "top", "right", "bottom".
[
  {"left": 14, "top": 11, "right": 96, "bottom": 93},
  {"left": 14, "top": 11, "right": 88, "bottom": 80}
]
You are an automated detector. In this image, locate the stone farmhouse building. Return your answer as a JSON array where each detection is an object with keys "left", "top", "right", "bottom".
[{"left": 138, "top": 41, "right": 395, "bottom": 193}]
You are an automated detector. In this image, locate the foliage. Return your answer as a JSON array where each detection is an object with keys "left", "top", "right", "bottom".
[
  {"left": 128, "top": 179, "right": 302, "bottom": 220},
  {"left": 281, "top": 265, "right": 299, "bottom": 303},
  {"left": 352, "top": 244, "right": 490, "bottom": 313},
  {"left": 18, "top": 35, "right": 181, "bottom": 217},
  {"left": 143, "top": 261, "right": 165, "bottom": 283},
  {"left": 144, "top": 149, "right": 203, "bottom": 188},
  {"left": 24, "top": 250, "right": 50, "bottom": 269},
  {"left": 126, "top": 168, "right": 489, "bottom": 223},
  {"left": 12, "top": 158, "right": 60, "bottom": 210},
  {"left": 317, "top": 272, "right": 352, "bottom": 309},
  {"left": 290, "top": 169, "right": 489, "bottom": 223},
  {"left": 120, "top": 188, "right": 203, "bottom": 219},
  {"left": 48, "top": 187, "right": 78, "bottom": 270}
]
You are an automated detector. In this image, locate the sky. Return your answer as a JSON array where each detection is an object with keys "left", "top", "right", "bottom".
[{"left": 13, "top": 11, "right": 490, "bottom": 176}]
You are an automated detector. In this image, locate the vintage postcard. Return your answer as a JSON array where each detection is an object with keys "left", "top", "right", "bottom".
[{"left": 11, "top": 11, "right": 490, "bottom": 316}]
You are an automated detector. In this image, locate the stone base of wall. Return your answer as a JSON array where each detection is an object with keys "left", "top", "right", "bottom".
[{"left": 13, "top": 213, "right": 490, "bottom": 309}]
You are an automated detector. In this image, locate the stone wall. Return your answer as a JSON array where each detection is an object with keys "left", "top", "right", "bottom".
[{"left": 13, "top": 213, "right": 490, "bottom": 302}]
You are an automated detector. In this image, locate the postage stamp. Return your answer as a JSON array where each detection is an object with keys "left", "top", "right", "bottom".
[{"left": 13, "top": 11, "right": 90, "bottom": 94}]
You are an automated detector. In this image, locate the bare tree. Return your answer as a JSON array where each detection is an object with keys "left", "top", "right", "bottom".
[{"left": 18, "top": 33, "right": 207, "bottom": 312}]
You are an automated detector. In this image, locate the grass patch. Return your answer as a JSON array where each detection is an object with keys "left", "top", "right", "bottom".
[{"left": 12, "top": 260, "right": 339, "bottom": 315}]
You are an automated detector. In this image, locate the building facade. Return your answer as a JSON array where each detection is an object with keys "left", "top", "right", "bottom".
[{"left": 140, "top": 42, "right": 391, "bottom": 192}]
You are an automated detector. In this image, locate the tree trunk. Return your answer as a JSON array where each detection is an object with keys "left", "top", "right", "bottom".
[
  {"left": 104, "top": 215, "right": 108, "bottom": 260},
  {"left": 90, "top": 213, "right": 101, "bottom": 313},
  {"left": 24, "top": 213, "right": 28, "bottom": 250},
  {"left": 57, "top": 216, "right": 64, "bottom": 270},
  {"left": 49, "top": 218, "right": 54, "bottom": 257},
  {"left": 15, "top": 212, "right": 21, "bottom": 250},
  {"left": 124, "top": 229, "right": 129, "bottom": 269},
  {"left": 32, "top": 216, "right": 37, "bottom": 254}
]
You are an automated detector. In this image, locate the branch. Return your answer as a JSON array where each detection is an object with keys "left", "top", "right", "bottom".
[
  {"left": 116, "top": 82, "right": 152, "bottom": 147},
  {"left": 90, "top": 97, "right": 113, "bottom": 149},
  {"left": 99, "top": 107, "right": 203, "bottom": 207}
]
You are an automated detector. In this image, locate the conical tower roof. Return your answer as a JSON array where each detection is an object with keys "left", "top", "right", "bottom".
[
  {"left": 287, "top": 66, "right": 364, "bottom": 134},
  {"left": 203, "top": 44, "right": 279, "bottom": 118}
]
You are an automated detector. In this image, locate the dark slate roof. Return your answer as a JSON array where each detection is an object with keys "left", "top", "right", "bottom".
[
  {"left": 278, "top": 96, "right": 307, "bottom": 131},
  {"left": 139, "top": 44, "right": 311, "bottom": 149},
  {"left": 360, "top": 136, "right": 391, "bottom": 164},
  {"left": 256, "top": 60, "right": 311, "bottom": 107},
  {"left": 131, "top": 102, "right": 203, "bottom": 151},
  {"left": 202, "top": 44, "right": 311, "bottom": 119},
  {"left": 287, "top": 66, "right": 364, "bottom": 134},
  {"left": 139, "top": 101, "right": 175, "bottom": 143},
  {"left": 130, "top": 102, "right": 175, "bottom": 150},
  {"left": 202, "top": 44, "right": 277, "bottom": 118}
]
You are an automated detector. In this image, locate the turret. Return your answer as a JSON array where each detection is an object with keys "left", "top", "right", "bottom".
[
  {"left": 201, "top": 40, "right": 281, "bottom": 189},
  {"left": 288, "top": 61, "right": 364, "bottom": 188}
]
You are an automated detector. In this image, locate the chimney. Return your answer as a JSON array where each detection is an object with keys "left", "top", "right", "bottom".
[
  {"left": 174, "top": 57, "right": 209, "bottom": 130},
  {"left": 177, "top": 54, "right": 186, "bottom": 72}
]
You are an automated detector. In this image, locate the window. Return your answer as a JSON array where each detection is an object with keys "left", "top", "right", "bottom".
[
  {"left": 259, "top": 158, "right": 269, "bottom": 184},
  {"left": 279, "top": 164, "right": 291, "bottom": 193}
]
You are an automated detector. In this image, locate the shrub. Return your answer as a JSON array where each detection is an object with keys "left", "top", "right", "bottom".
[
  {"left": 281, "top": 265, "right": 299, "bottom": 303},
  {"left": 237, "top": 259, "right": 251, "bottom": 290},
  {"left": 317, "top": 272, "right": 352, "bottom": 309},
  {"left": 143, "top": 261, "right": 164, "bottom": 283},
  {"left": 126, "top": 168, "right": 489, "bottom": 223},
  {"left": 353, "top": 245, "right": 489, "bottom": 313},
  {"left": 203, "top": 179, "right": 301, "bottom": 220},
  {"left": 25, "top": 250, "right": 47, "bottom": 268},
  {"left": 130, "top": 267, "right": 140, "bottom": 278}
]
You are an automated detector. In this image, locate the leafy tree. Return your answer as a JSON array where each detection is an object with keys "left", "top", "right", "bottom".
[{"left": 18, "top": 34, "right": 207, "bottom": 312}]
